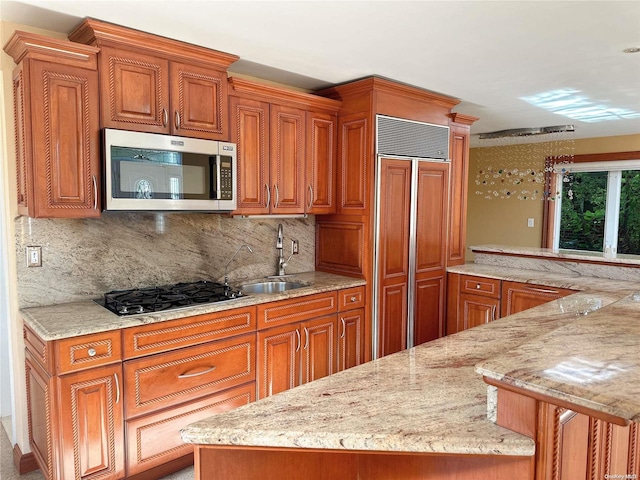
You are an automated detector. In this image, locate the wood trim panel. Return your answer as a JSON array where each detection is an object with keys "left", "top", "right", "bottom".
[
  {"left": 5, "top": 30, "right": 99, "bottom": 67},
  {"left": 256, "top": 292, "right": 337, "bottom": 329},
  {"left": 23, "top": 325, "right": 54, "bottom": 373},
  {"left": 194, "top": 446, "right": 533, "bottom": 480},
  {"left": 123, "top": 306, "right": 256, "bottom": 359},
  {"left": 12, "top": 443, "right": 39, "bottom": 475},
  {"left": 315, "top": 220, "right": 365, "bottom": 276},
  {"left": 69, "top": 18, "right": 238, "bottom": 68}
]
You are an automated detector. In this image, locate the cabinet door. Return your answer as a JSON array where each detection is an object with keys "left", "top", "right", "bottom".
[
  {"left": 25, "top": 352, "right": 55, "bottom": 479},
  {"left": 170, "top": 62, "right": 228, "bottom": 140},
  {"left": 257, "top": 324, "right": 301, "bottom": 399},
  {"left": 231, "top": 96, "right": 270, "bottom": 214},
  {"left": 270, "top": 104, "right": 305, "bottom": 213},
  {"left": 460, "top": 294, "right": 499, "bottom": 330},
  {"left": 99, "top": 46, "right": 170, "bottom": 133},
  {"left": 301, "top": 315, "right": 338, "bottom": 384},
  {"left": 413, "top": 162, "right": 449, "bottom": 345},
  {"left": 58, "top": 364, "right": 125, "bottom": 480},
  {"left": 28, "top": 60, "right": 101, "bottom": 218},
  {"left": 305, "top": 111, "right": 336, "bottom": 214},
  {"left": 338, "top": 112, "right": 369, "bottom": 214},
  {"left": 377, "top": 158, "right": 411, "bottom": 357},
  {"left": 502, "top": 281, "right": 575, "bottom": 317},
  {"left": 338, "top": 308, "right": 365, "bottom": 372},
  {"left": 447, "top": 123, "right": 471, "bottom": 266}
]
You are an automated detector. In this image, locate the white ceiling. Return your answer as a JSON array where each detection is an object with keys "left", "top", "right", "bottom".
[{"left": 2, "top": 0, "right": 640, "bottom": 146}]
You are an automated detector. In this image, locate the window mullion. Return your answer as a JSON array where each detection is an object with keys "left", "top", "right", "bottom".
[
  {"left": 604, "top": 171, "right": 622, "bottom": 254},
  {"left": 552, "top": 172, "right": 564, "bottom": 250}
]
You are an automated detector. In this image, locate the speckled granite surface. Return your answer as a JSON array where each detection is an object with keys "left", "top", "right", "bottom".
[
  {"left": 20, "top": 271, "right": 365, "bottom": 341},
  {"left": 182, "top": 255, "right": 639, "bottom": 456},
  {"left": 477, "top": 292, "right": 640, "bottom": 423}
]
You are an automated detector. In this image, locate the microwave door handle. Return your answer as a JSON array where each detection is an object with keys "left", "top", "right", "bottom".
[
  {"left": 210, "top": 156, "right": 220, "bottom": 200},
  {"left": 216, "top": 155, "right": 222, "bottom": 199}
]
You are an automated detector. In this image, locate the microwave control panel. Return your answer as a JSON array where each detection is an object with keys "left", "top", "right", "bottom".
[{"left": 218, "top": 156, "right": 233, "bottom": 200}]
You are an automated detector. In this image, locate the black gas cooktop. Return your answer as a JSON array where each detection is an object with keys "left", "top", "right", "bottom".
[{"left": 100, "top": 280, "right": 245, "bottom": 316}]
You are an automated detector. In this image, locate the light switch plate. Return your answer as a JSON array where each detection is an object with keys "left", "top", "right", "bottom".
[{"left": 527, "top": 218, "right": 535, "bottom": 228}]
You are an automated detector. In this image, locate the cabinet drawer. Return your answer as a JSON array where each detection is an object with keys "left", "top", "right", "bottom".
[
  {"left": 460, "top": 275, "right": 501, "bottom": 298},
  {"left": 123, "top": 306, "right": 256, "bottom": 359},
  {"left": 257, "top": 292, "right": 337, "bottom": 329},
  {"left": 338, "top": 286, "right": 365, "bottom": 311},
  {"left": 55, "top": 330, "right": 122, "bottom": 374},
  {"left": 123, "top": 333, "right": 255, "bottom": 418},
  {"left": 125, "top": 383, "right": 254, "bottom": 476}
]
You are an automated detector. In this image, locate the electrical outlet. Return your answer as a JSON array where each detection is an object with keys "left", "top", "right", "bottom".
[
  {"left": 527, "top": 218, "right": 535, "bottom": 228},
  {"left": 291, "top": 240, "right": 299, "bottom": 255},
  {"left": 26, "top": 246, "right": 42, "bottom": 267}
]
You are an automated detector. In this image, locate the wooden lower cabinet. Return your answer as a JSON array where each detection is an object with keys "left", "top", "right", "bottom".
[
  {"left": 338, "top": 308, "right": 365, "bottom": 371},
  {"left": 446, "top": 273, "right": 501, "bottom": 334},
  {"left": 57, "top": 364, "right": 125, "bottom": 480},
  {"left": 125, "top": 383, "right": 254, "bottom": 476},
  {"left": 494, "top": 384, "right": 640, "bottom": 480},
  {"left": 501, "top": 281, "right": 575, "bottom": 317},
  {"left": 257, "top": 315, "right": 338, "bottom": 399}
]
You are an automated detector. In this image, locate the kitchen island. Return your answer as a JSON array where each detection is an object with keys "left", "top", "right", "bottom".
[{"left": 181, "top": 266, "right": 640, "bottom": 479}]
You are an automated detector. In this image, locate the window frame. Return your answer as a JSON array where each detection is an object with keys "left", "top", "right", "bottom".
[{"left": 542, "top": 151, "right": 640, "bottom": 252}]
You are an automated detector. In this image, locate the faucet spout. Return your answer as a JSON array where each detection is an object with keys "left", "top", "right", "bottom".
[
  {"left": 224, "top": 244, "right": 253, "bottom": 286},
  {"left": 276, "top": 224, "right": 286, "bottom": 276}
]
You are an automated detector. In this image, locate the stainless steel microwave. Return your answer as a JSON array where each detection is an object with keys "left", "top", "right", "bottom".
[{"left": 103, "top": 129, "right": 237, "bottom": 212}]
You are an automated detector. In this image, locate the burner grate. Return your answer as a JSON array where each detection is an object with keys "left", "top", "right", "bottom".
[{"left": 102, "top": 280, "right": 244, "bottom": 316}]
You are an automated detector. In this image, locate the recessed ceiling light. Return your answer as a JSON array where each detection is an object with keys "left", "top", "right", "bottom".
[
  {"left": 478, "top": 125, "right": 575, "bottom": 140},
  {"left": 623, "top": 47, "right": 640, "bottom": 53}
]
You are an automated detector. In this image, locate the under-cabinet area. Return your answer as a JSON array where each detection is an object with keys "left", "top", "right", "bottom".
[{"left": 20, "top": 273, "right": 365, "bottom": 480}]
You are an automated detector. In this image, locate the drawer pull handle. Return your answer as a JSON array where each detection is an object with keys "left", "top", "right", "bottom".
[
  {"left": 491, "top": 305, "right": 497, "bottom": 322},
  {"left": 528, "top": 287, "right": 560, "bottom": 294},
  {"left": 350, "top": 296, "right": 357, "bottom": 302},
  {"left": 303, "top": 327, "right": 309, "bottom": 350},
  {"left": 178, "top": 366, "right": 217, "bottom": 379},
  {"left": 87, "top": 348, "right": 97, "bottom": 357},
  {"left": 340, "top": 317, "right": 346, "bottom": 339},
  {"left": 113, "top": 373, "right": 120, "bottom": 404},
  {"left": 295, "top": 330, "right": 301, "bottom": 353},
  {"left": 265, "top": 184, "right": 271, "bottom": 209}
]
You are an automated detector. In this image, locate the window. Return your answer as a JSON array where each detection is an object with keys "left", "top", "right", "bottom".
[{"left": 546, "top": 154, "right": 640, "bottom": 256}]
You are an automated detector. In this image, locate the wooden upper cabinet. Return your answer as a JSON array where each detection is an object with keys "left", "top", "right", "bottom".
[
  {"left": 306, "top": 111, "right": 337, "bottom": 214},
  {"left": 447, "top": 114, "right": 478, "bottom": 266},
  {"left": 69, "top": 18, "right": 238, "bottom": 140},
  {"left": 337, "top": 112, "right": 369, "bottom": 215},
  {"left": 230, "top": 96, "right": 270, "bottom": 213},
  {"left": 229, "top": 78, "right": 340, "bottom": 216},
  {"left": 270, "top": 104, "right": 305, "bottom": 213},
  {"left": 97, "top": 46, "right": 170, "bottom": 133},
  {"left": 4, "top": 31, "right": 101, "bottom": 218}
]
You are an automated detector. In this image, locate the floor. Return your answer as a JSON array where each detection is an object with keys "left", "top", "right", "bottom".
[{"left": 0, "top": 421, "right": 195, "bottom": 480}]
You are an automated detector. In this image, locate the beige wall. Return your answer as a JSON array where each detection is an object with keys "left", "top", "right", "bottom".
[{"left": 466, "top": 133, "right": 640, "bottom": 262}]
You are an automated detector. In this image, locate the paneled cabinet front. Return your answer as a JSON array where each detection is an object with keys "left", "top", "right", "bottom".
[
  {"left": 97, "top": 46, "right": 229, "bottom": 139},
  {"left": 69, "top": 18, "right": 237, "bottom": 140},
  {"left": 501, "top": 281, "right": 575, "bottom": 317},
  {"left": 231, "top": 95, "right": 305, "bottom": 214},
  {"left": 257, "top": 315, "right": 338, "bottom": 399},
  {"left": 4, "top": 32, "right": 101, "bottom": 218}
]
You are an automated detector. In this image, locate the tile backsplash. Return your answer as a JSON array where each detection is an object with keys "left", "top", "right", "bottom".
[{"left": 15, "top": 213, "right": 316, "bottom": 308}]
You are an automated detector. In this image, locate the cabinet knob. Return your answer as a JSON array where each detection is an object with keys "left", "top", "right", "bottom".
[
  {"left": 476, "top": 284, "right": 481, "bottom": 289},
  {"left": 87, "top": 347, "right": 97, "bottom": 357},
  {"left": 350, "top": 296, "right": 357, "bottom": 302}
]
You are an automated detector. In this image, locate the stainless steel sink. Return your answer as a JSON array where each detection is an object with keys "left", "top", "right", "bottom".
[{"left": 240, "top": 280, "right": 309, "bottom": 294}]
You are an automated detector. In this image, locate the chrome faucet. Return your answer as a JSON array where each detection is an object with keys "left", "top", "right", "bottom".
[
  {"left": 224, "top": 244, "right": 253, "bottom": 286},
  {"left": 276, "top": 224, "right": 286, "bottom": 276},
  {"left": 275, "top": 223, "right": 296, "bottom": 277}
]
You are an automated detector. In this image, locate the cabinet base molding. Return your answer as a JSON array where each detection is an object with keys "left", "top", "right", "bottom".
[
  {"left": 126, "top": 453, "right": 193, "bottom": 480},
  {"left": 12, "top": 443, "right": 39, "bottom": 474}
]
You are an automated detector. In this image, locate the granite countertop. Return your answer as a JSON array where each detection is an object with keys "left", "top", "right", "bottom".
[
  {"left": 20, "top": 271, "right": 365, "bottom": 341},
  {"left": 182, "top": 265, "right": 640, "bottom": 455},
  {"left": 470, "top": 244, "right": 640, "bottom": 267}
]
